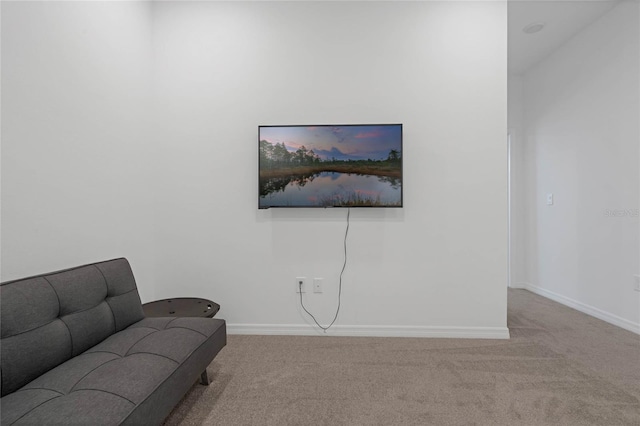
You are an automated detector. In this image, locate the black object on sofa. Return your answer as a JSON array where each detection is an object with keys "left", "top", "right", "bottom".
[{"left": 0, "top": 258, "right": 226, "bottom": 425}]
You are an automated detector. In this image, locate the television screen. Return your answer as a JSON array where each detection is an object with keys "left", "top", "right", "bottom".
[{"left": 259, "top": 124, "right": 402, "bottom": 208}]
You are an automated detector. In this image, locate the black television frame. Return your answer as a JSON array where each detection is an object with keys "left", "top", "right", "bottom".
[{"left": 258, "top": 123, "right": 403, "bottom": 209}]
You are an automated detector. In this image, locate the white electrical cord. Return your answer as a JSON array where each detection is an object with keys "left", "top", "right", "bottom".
[{"left": 299, "top": 208, "right": 350, "bottom": 332}]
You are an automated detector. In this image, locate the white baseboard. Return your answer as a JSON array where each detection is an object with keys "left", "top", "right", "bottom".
[
  {"left": 227, "top": 324, "right": 510, "bottom": 339},
  {"left": 522, "top": 283, "right": 640, "bottom": 335},
  {"left": 509, "top": 282, "right": 528, "bottom": 289}
]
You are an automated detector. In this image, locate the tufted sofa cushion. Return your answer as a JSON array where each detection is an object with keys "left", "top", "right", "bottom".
[
  {"left": 1, "top": 316, "right": 226, "bottom": 425},
  {"left": 1, "top": 258, "right": 145, "bottom": 396}
]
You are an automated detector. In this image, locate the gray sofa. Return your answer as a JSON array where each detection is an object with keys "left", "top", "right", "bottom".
[{"left": 0, "top": 258, "right": 226, "bottom": 425}]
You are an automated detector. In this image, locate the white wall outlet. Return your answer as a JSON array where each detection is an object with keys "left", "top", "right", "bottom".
[
  {"left": 313, "top": 278, "right": 323, "bottom": 293},
  {"left": 634, "top": 275, "right": 640, "bottom": 292},
  {"left": 546, "top": 193, "right": 554, "bottom": 205},
  {"left": 295, "top": 277, "right": 307, "bottom": 293}
]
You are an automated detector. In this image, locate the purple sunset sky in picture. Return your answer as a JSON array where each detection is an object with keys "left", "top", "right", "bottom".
[{"left": 259, "top": 125, "right": 402, "bottom": 162}]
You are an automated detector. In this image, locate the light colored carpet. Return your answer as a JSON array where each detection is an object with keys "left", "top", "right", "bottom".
[{"left": 164, "top": 289, "right": 640, "bottom": 425}]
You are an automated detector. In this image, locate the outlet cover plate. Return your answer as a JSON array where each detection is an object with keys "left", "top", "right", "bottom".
[{"left": 295, "top": 277, "right": 307, "bottom": 293}]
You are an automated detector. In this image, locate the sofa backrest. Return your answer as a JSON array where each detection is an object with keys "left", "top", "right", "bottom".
[{"left": 0, "top": 258, "right": 145, "bottom": 396}]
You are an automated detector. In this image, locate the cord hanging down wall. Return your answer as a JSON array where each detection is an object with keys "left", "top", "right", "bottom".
[{"left": 299, "top": 208, "right": 351, "bottom": 332}]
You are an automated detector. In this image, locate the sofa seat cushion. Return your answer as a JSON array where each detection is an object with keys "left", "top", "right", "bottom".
[{"left": 1, "top": 317, "right": 226, "bottom": 425}]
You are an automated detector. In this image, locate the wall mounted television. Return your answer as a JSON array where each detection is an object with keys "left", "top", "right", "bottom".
[{"left": 259, "top": 124, "right": 402, "bottom": 209}]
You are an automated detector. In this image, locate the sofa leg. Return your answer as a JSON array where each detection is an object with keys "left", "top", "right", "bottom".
[{"left": 200, "top": 370, "right": 210, "bottom": 386}]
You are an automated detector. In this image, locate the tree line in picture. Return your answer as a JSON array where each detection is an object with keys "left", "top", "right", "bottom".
[
  {"left": 259, "top": 140, "right": 401, "bottom": 168},
  {"left": 260, "top": 141, "right": 322, "bottom": 166}
]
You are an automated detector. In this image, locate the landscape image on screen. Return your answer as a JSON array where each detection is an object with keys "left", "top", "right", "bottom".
[{"left": 259, "top": 124, "right": 402, "bottom": 208}]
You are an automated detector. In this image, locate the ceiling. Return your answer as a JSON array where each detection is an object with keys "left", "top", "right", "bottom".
[{"left": 508, "top": 0, "right": 621, "bottom": 75}]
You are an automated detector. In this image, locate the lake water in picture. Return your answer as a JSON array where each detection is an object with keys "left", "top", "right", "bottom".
[{"left": 259, "top": 171, "right": 401, "bottom": 208}]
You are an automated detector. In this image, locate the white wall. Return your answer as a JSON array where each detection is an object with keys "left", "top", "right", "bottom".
[
  {"left": 151, "top": 1, "right": 508, "bottom": 337},
  {"left": 0, "top": 1, "right": 158, "bottom": 298},
  {"left": 508, "top": 75, "right": 526, "bottom": 288},
  {"left": 522, "top": 1, "right": 640, "bottom": 333},
  {"left": 2, "top": 1, "right": 509, "bottom": 338}
]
